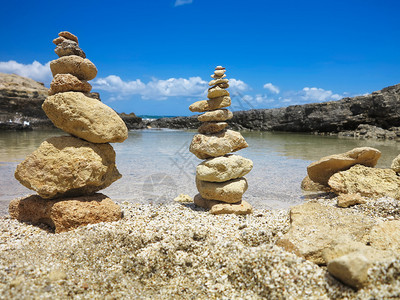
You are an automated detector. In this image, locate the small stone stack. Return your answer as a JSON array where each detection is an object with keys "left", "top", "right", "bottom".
[
  {"left": 189, "top": 66, "right": 253, "bottom": 215},
  {"left": 9, "top": 31, "right": 128, "bottom": 232}
]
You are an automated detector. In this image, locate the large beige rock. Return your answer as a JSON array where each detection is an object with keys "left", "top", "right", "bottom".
[
  {"left": 196, "top": 177, "right": 248, "bottom": 203},
  {"left": 196, "top": 154, "right": 253, "bottom": 182},
  {"left": 15, "top": 136, "right": 121, "bottom": 199},
  {"left": 391, "top": 154, "right": 400, "bottom": 173},
  {"left": 190, "top": 130, "right": 248, "bottom": 159},
  {"left": 197, "top": 109, "right": 233, "bottom": 122},
  {"left": 50, "top": 55, "right": 97, "bottom": 81},
  {"left": 9, "top": 193, "right": 122, "bottom": 233},
  {"left": 327, "top": 248, "right": 395, "bottom": 289},
  {"left": 194, "top": 194, "right": 252, "bottom": 215},
  {"left": 307, "top": 147, "right": 381, "bottom": 185},
  {"left": 43, "top": 92, "right": 128, "bottom": 143},
  {"left": 198, "top": 122, "right": 228, "bottom": 134},
  {"left": 276, "top": 202, "right": 376, "bottom": 264},
  {"left": 328, "top": 165, "right": 400, "bottom": 199},
  {"left": 189, "top": 96, "right": 231, "bottom": 112},
  {"left": 49, "top": 74, "right": 92, "bottom": 95},
  {"left": 367, "top": 220, "right": 400, "bottom": 252}
]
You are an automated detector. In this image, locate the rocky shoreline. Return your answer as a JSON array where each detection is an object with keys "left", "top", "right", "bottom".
[{"left": 2, "top": 72, "right": 400, "bottom": 139}]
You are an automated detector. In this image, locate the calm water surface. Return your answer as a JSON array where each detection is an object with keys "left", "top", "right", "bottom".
[{"left": 1, "top": 129, "right": 400, "bottom": 215}]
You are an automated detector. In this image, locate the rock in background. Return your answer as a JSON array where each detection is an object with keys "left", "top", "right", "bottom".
[{"left": 10, "top": 31, "right": 127, "bottom": 232}]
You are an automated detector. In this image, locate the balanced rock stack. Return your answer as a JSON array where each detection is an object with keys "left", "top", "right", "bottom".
[
  {"left": 189, "top": 66, "right": 253, "bottom": 215},
  {"left": 9, "top": 31, "right": 128, "bottom": 232}
]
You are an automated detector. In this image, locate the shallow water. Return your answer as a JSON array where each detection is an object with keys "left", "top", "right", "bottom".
[{"left": 1, "top": 129, "right": 400, "bottom": 215}]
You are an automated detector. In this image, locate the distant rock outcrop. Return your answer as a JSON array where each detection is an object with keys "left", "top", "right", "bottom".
[
  {"left": 0, "top": 73, "right": 143, "bottom": 130},
  {"left": 0, "top": 73, "right": 52, "bottom": 129}
]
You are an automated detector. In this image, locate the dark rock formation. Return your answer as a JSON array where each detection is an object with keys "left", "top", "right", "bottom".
[
  {"left": 339, "top": 124, "right": 400, "bottom": 141},
  {"left": 146, "top": 115, "right": 200, "bottom": 129},
  {"left": 228, "top": 84, "right": 400, "bottom": 133},
  {"left": 0, "top": 73, "right": 53, "bottom": 129},
  {"left": 119, "top": 113, "right": 145, "bottom": 130},
  {"left": 0, "top": 73, "right": 139, "bottom": 130}
]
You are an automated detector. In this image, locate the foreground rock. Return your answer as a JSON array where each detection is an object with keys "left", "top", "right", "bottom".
[
  {"left": 190, "top": 129, "right": 248, "bottom": 159},
  {"left": 276, "top": 202, "right": 376, "bottom": 264},
  {"left": 328, "top": 165, "right": 400, "bottom": 199},
  {"left": 307, "top": 147, "right": 381, "bottom": 185},
  {"left": 196, "top": 177, "right": 248, "bottom": 203},
  {"left": 14, "top": 136, "right": 121, "bottom": 199},
  {"left": 9, "top": 193, "right": 122, "bottom": 233},
  {"left": 194, "top": 194, "right": 253, "bottom": 215},
  {"left": 43, "top": 92, "right": 128, "bottom": 143}
]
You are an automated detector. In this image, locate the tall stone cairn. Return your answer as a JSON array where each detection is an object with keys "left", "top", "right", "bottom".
[
  {"left": 189, "top": 66, "right": 253, "bottom": 215},
  {"left": 9, "top": 31, "right": 128, "bottom": 232}
]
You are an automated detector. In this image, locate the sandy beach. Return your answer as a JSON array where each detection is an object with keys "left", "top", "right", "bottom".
[{"left": 1, "top": 198, "right": 399, "bottom": 299}]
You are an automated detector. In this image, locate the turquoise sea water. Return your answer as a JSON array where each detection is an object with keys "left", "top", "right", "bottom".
[{"left": 1, "top": 129, "right": 400, "bottom": 215}]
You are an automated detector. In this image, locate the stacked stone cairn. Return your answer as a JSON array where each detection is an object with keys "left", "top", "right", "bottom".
[
  {"left": 189, "top": 66, "right": 253, "bottom": 215},
  {"left": 9, "top": 31, "right": 128, "bottom": 233}
]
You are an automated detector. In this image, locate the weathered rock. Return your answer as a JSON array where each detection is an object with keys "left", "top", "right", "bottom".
[
  {"left": 209, "top": 78, "right": 229, "bottom": 86},
  {"left": 367, "top": 220, "right": 400, "bottom": 252},
  {"left": 173, "top": 194, "right": 193, "bottom": 203},
  {"left": 391, "top": 154, "right": 400, "bottom": 173},
  {"left": 327, "top": 248, "right": 395, "bottom": 289},
  {"left": 194, "top": 194, "right": 252, "bottom": 215},
  {"left": 300, "top": 175, "right": 331, "bottom": 192},
  {"left": 207, "top": 86, "right": 229, "bottom": 99},
  {"left": 339, "top": 124, "right": 398, "bottom": 140},
  {"left": 0, "top": 73, "right": 52, "bottom": 128},
  {"left": 215, "top": 66, "right": 225, "bottom": 70},
  {"left": 337, "top": 193, "right": 367, "bottom": 208},
  {"left": 190, "top": 130, "right": 248, "bottom": 159},
  {"left": 53, "top": 36, "right": 66, "bottom": 45},
  {"left": 189, "top": 96, "right": 231, "bottom": 112},
  {"left": 276, "top": 202, "right": 376, "bottom": 264},
  {"left": 197, "top": 109, "right": 233, "bottom": 122},
  {"left": 328, "top": 165, "right": 400, "bottom": 199},
  {"left": 58, "top": 31, "right": 79, "bottom": 44},
  {"left": 307, "top": 147, "right": 381, "bottom": 185},
  {"left": 211, "top": 73, "right": 226, "bottom": 79},
  {"left": 55, "top": 40, "right": 86, "bottom": 58},
  {"left": 49, "top": 74, "right": 92, "bottom": 95},
  {"left": 43, "top": 92, "right": 128, "bottom": 143},
  {"left": 196, "top": 177, "right": 248, "bottom": 203},
  {"left": 196, "top": 155, "right": 253, "bottom": 182},
  {"left": 50, "top": 55, "right": 97, "bottom": 81},
  {"left": 14, "top": 136, "right": 121, "bottom": 199},
  {"left": 198, "top": 122, "right": 228, "bottom": 134},
  {"left": 8, "top": 193, "right": 122, "bottom": 233}
]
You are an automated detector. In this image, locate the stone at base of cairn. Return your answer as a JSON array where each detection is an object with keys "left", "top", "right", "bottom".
[
  {"left": 194, "top": 194, "right": 252, "bottom": 215},
  {"left": 9, "top": 193, "right": 122, "bottom": 233}
]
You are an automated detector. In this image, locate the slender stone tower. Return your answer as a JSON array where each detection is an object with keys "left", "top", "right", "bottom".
[
  {"left": 9, "top": 31, "right": 128, "bottom": 232},
  {"left": 189, "top": 66, "right": 253, "bottom": 214}
]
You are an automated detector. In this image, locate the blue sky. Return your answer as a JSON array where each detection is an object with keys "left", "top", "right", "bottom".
[{"left": 0, "top": 0, "right": 399, "bottom": 116}]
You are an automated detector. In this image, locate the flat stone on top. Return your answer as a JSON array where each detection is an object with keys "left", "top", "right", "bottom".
[{"left": 58, "top": 31, "right": 79, "bottom": 44}]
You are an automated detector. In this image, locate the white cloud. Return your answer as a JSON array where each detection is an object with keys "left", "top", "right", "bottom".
[
  {"left": 174, "top": 0, "right": 193, "bottom": 6},
  {"left": 0, "top": 60, "right": 52, "bottom": 84},
  {"left": 301, "top": 87, "right": 342, "bottom": 102},
  {"left": 92, "top": 75, "right": 207, "bottom": 100},
  {"left": 229, "top": 78, "right": 249, "bottom": 92},
  {"left": 263, "top": 82, "right": 280, "bottom": 94}
]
